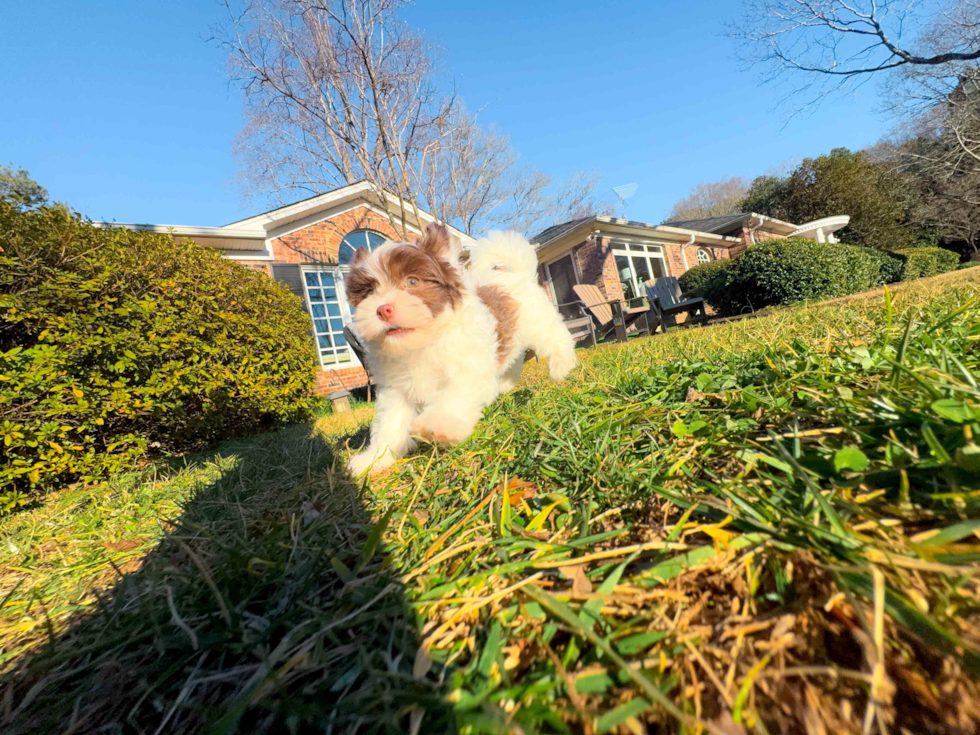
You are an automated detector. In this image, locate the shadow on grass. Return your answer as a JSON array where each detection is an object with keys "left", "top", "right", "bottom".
[{"left": 1, "top": 424, "right": 453, "bottom": 734}]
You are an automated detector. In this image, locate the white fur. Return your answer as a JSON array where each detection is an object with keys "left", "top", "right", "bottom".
[
  {"left": 347, "top": 231, "right": 577, "bottom": 476},
  {"left": 467, "top": 231, "right": 579, "bottom": 390}
]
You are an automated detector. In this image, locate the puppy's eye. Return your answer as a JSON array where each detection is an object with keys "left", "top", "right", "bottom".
[{"left": 406, "top": 277, "right": 419, "bottom": 287}]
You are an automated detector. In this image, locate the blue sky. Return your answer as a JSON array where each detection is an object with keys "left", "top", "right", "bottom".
[{"left": 2, "top": 0, "right": 886, "bottom": 228}]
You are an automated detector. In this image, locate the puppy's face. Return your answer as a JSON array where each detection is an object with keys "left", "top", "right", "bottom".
[{"left": 346, "top": 223, "right": 464, "bottom": 355}]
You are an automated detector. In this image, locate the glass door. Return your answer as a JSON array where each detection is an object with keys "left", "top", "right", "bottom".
[{"left": 545, "top": 254, "right": 580, "bottom": 319}]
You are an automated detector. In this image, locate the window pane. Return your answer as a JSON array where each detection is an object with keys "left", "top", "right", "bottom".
[
  {"left": 367, "top": 232, "right": 386, "bottom": 249},
  {"left": 652, "top": 258, "right": 666, "bottom": 280},
  {"left": 321, "top": 352, "right": 337, "bottom": 364},
  {"left": 305, "top": 272, "right": 319, "bottom": 287},
  {"left": 307, "top": 288, "right": 322, "bottom": 301},
  {"left": 317, "top": 334, "right": 332, "bottom": 349},
  {"left": 323, "top": 288, "right": 336, "bottom": 300},
  {"left": 615, "top": 255, "right": 632, "bottom": 281},
  {"left": 311, "top": 303, "right": 326, "bottom": 318},
  {"left": 697, "top": 249, "right": 710, "bottom": 264},
  {"left": 314, "top": 319, "right": 328, "bottom": 333},
  {"left": 336, "top": 349, "right": 351, "bottom": 362},
  {"left": 330, "top": 318, "right": 344, "bottom": 331},
  {"left": 321, "top": 273, "right": 335, "bottom": 286},
  {"left": 327, "top": 303, "right": 341, "bottom": 317},
  {"left": 633, "top": 256, "right": 652, "bottom": 284},
  {"left": 335, "top": 333, "right": 347, "bottom": 346}
]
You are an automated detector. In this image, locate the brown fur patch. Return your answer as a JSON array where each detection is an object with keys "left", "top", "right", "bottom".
[
  {"left": 416, "top": 222, "right": 451, "bottom": 259},
  {"left": 478, "top": 285, "right": 519, "bottom": 366},
  {"left": 345, "top": 262, "right": 378, "bottom": 307},
  {"left": 346, "top": 232, "right": 465, "bottom": 316},
  {"left": 384, "top": 244, "right": 464, "bottom": 315}
]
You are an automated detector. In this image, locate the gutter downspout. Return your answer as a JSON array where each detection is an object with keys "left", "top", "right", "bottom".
[
  {"left": 680, "top": 235, "right": 694, "bottom": 271},
  {"left": 748, "top": 215, "right": 765, "bottom": 245}
]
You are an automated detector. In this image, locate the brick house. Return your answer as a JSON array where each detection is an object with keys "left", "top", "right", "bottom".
[
  {"left": 530, "top": 212, "right": 849, "bottom": 312},
  {"left": 100, "top": 181, "right": 474, "bottom": 395},
  {"left": 102, "top": 183, "right": 847, "bottom": 394}
]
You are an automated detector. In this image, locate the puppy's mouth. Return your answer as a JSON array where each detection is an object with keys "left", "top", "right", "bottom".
[{"left": 383, "top": 326, "right": 414, "bottom": 338}]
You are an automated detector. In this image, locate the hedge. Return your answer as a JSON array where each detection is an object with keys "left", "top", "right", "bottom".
[
  {"left": 890, "top": 247, "right": 960, "bottom": 281},
  {"left": 677, "top": 258, "right": 732, "bottom": 296},
  {"left": 703, "top": 238, "right": 890, "bottom": 317},
  {"left": 0, "top": 200, "right": 317, "bottom": 511}
]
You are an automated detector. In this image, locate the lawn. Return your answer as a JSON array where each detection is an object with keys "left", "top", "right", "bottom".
[{"left": 2, "top": 268, "right": 980, "bottom": 734}]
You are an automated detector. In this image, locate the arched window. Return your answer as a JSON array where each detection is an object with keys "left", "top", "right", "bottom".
[
  {"left": 696, "top": 248, "right": 711, "bottom": 265},
  {"left": 338, "top": 229, "right": 387, "bottom": 265}
]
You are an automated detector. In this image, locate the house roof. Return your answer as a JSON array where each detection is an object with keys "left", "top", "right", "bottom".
[
  {"left": 529, "top": 216, "right": 596, "bottom": 246},
  {"left": 662, "top": 212, "right": 800, "bottom": 236},
  {"left": 94, "top": 180, "right": 475, "bottom": 259},
  {"left": 661, "top": 213, "right": 754, "bottom": 234},
  {"left": 530, "top": 215, "right": 742, "bottom": 261}
]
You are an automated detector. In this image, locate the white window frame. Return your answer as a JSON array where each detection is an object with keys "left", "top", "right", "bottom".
[
  {"left": 542, "top": 252, "right": 581, "bottom": 308},
  {"left": 301, "top": 265, "right": 363, "bottom": 369},
  {"left": 697, "top": 248, "right": 711, "bottom": 264},
  {"left": 611, "top": 241, "right": 670, "bottom": 300}
]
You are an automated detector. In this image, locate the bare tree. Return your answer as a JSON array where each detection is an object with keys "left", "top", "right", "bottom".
[
  {"left": 214, "top": 0, "right": 608, "bottom": 240},
  {"left": 666, "top": 176, "right": 750, "bottom": 221},
  {"left": 729, "top": 0, "right": 980, "bottom": 109},
  {"left": 214, "top": 0, "right": 456, "bottom": 238}
]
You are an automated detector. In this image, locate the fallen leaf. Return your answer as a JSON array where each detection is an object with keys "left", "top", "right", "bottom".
[
  {"left": 559, "top": 565, "right": 593, "bottom": 595},
  {"left": 412, "top": 647, "right": 432, "bottom": 680},
  {"left": 102, "top": 540, "right": 139, "bottom": 551}
]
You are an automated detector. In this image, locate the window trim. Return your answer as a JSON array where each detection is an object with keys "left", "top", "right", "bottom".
[
  {"left": 611, "top": 241, "right": 670, "bottom": 300},
  {"left": 337, "top": 228, "right": 388, "bottom": 266},
  {"left": 696, "top": 248, "right": 711, "bottom": 264},
  {"left": 300, "top": 265, "right": 362, "bottom": 369}
]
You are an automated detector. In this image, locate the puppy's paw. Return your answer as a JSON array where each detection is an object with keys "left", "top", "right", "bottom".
[
  {"left": 411, "top": 410, "right": 476, "bottom": 446},
  {"left": 347, "top": 448, "right": 394, "bottom": 477},
  {"left": 548, "top": 350, "right": 578, "bottom": 381}
]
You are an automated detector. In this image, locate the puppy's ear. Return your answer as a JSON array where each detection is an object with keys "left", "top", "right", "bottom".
[
  {"left": 416, "top": 222, "right": 452, "bottom": 259},
  {"left": 351, "top": 247, "right": 370, "bottom": 267}
]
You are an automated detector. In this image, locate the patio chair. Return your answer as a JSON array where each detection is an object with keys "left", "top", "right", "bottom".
[
  {"left": 644, "top": 277, "right": 708, "bottom": 330},
  {"left": 572, "top": 284, "right": 655, "bottom": 343},
  {"left": 555, "top": 300, "right": 597, "bottom": 348}
]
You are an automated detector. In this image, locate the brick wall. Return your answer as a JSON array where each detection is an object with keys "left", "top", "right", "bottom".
[
  {"left": 572, "top": 237, "right": 624, "bottom": 301},
  {"left": 315, "top": 366, "right": 370, "bottom": 396},
  {"left": 271, "top": 206, "right": 402, "bottom": 263}
]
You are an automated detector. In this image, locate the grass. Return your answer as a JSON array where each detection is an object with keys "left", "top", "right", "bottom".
[{"left": 3, "top": 267, "right": 980, "bottom": 734}]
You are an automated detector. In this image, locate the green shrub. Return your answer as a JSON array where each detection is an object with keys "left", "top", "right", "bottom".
[
  {"left": 958, "top": 260, "right": 980, "bottom": 270},
  {"left": 705, "top": 238, "right": 889, "bottom": 317},
  {"left": 0, "top": 200, "right": 317, "bottom": 510},
  {"left": 890, "top": 247, "right": 960, "bottom": 281},
  {"left": 678, "top": 258, "right": 732, "bottom": 296},
  {"left": 868, "top": 249, "right": 904, "bottom": 284}
]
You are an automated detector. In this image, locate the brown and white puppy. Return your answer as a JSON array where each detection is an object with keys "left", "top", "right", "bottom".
[{"left": 346, "top": 223, "right": 576, "bottom": 475}]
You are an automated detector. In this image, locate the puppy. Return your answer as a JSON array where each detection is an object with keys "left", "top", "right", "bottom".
[{"left": 345, "top": 223, "right": 577, "bottom": 476}]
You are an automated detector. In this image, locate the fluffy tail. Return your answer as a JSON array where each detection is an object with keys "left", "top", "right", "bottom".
[{"left": 467, "top": 230, "right": 539, "bottom": 279}]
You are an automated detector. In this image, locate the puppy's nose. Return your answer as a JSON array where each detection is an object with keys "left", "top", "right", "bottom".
[{"left": 377, "top": 303, "right": 395, "bottom": 322}]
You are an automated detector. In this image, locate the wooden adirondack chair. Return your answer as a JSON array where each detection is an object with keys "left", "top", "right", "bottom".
[
  {"left": 644, "top": 277, "right": 708, "bottom": 330},
  {"left": 555, "top": 301, "right": 597, "bottom": 348},
  {"left": 572, "top": 284, "right": 654, "bottom": 342}
]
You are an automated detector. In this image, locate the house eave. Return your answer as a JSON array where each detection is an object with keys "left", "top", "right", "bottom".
[{"left": 534, "top": 216, "right": 740, "bottom": 264}]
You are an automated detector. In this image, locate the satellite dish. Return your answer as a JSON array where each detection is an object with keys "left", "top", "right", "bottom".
[{"left": 612, "top": 183, "right": 638, "bottom": 218}]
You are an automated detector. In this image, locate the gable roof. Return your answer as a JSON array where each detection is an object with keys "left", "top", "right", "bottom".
[{"left": 94, "top": 181, "right": 474, "bottom": 257}]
